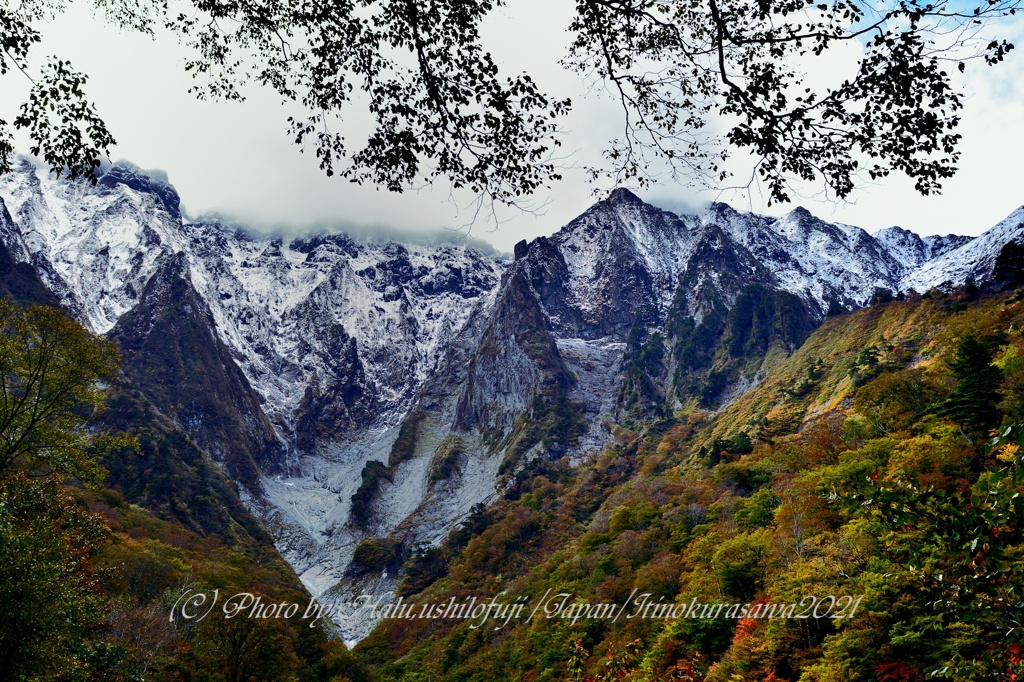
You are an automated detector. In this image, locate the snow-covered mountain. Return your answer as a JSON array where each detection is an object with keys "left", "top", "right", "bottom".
[
  {"left": 2, "top": 159, "right": 1022, "bottom": 640},
  {"left": 0, "top": 158, "right": 504, "bottom": 437},
  {"left": 902, "top": 206, "right": 1024, "bottom": 293},
  {"left": 873, "top": 225, "right": 973, "bottom": 273}
]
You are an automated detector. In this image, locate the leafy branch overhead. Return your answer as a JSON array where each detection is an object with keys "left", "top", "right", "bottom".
[{"left": 0, "top": 0, "right": 1019, "bottom": 204}]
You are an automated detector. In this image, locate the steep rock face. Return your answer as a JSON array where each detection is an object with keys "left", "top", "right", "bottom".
[
  {"left": 293, "top": 322, "right": 376, "bottom": 454},
  {"left": 0, "top": 158, "right": 178, "bottom": 331},
  {"left": 0, "top": 197, "right": 59, "bottom": 307},
  {"left": 0, "top": 160, "right": 506, "bottom": 455},
  {"left": 487, "top": 194, "right": 819, "bottom": 428},
  {"left": 177, "top": 221, "right": 506, "bottom": 451},
  {"left": 455, "top": 266, "right": 572, "bottom": 434},
  {"left": 992, "top": 240, "right": 1024, "bottom": 290},
  {"left": 530, "top": 188, "right": 700, "bottom": 338},
  {"left": 924, "top": 233, "right": 977, "bottom": 260},
  {"left": 668, "top": 219, "right": 777, "bottom": 320},
  {"left": 710, "top": 203, "right": 901, "bottom": 312},
  {"left": 653, "top": 225, "right": 816, "bottom": 408},
  {"left": 99, "top": 164, "right": 182, "bottom": 220},
  {"left": 109, "top": 253, "right": 284, "bottom": 488}
]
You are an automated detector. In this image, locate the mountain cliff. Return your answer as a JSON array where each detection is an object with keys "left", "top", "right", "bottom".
[{"left": 2, "top": 158, "right": 1022, "bottom": 640}]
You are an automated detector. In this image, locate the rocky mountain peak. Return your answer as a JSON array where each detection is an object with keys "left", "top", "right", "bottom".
[
  {"left": 874, "top": 226, "right": 930, "bottom": 269},
  {"left": 606, "top": 187, "right": 644, "bottom": 205},
  {"left": 290, "top": 232, "right": 360, "bottom": 258},
  {"left": 99, "top": 164, "right": 181, "bottom": 219},
  {"left": 706, "top": 200, "right": 740, "bottom": 217},
  {"left": 773, "top": 205, "right": 826, "bottom": 239}
]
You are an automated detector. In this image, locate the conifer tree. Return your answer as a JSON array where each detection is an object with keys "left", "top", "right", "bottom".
[{"left": 940, "top": 334, "right": 1003, "bottom": 438}]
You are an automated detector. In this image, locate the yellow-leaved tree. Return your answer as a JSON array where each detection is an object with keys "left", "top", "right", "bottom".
[{"left": 0, "top": 300, "right": 128, "bottom": 482}]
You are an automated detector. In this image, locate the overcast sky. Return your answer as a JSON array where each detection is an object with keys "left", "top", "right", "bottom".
[{"left": 2, "top": 2, "right": 1023, "bottom": 252}]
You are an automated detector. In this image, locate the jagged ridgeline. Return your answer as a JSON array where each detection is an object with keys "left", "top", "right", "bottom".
[{"left": 1, "top": 158, "right": 1023, "bottom": 647}]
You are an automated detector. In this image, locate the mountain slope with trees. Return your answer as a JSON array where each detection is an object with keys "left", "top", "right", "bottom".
[
  {"left": 351, "top": 286, "right": 1024, "bottom": 680},
  {"left": 0, "top": 264, "right": 362, "bottom": 680}
]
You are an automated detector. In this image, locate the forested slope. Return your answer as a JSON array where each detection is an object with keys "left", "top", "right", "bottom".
[{"left": 355, "top": 287, "right": 1024, "bottom": 681}]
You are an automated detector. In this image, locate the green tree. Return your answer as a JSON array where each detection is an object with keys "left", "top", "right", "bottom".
[
  {"left": 0, "top": 474, "right": 121, "bottom": 681},
  {"left": 855, "top": 367, "right": 939, "bottom": 435},
  {"left": 940, "top": 334, "right": 1003, "bottom": 439},
  {"left": 998, "top": 342, "right": 1024, "bottom": 422},
  {"left": 0, "top": 301, "right": 133, "bottom": 680},
  {"left": 0, "top": 300, "right": 125, "bottom": 483},
  {"left": 849, "top": 426, "right": 1024, "bottom": 678},
  {"left": 0, "top": 0, "right": 1020, "bottom": 207},
  {"left": 730, "top": 431, "right": 754, "bottom": 455},
  {"left": 193, "top": 611, "right": 300, "bottom": 682}
]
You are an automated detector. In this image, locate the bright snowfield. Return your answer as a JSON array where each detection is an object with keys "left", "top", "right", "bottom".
[{"left": 1, "top": 159, "right": 1021, "bottom": 641}]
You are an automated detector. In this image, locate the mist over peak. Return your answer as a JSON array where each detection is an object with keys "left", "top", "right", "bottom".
[{"left": 190, "top": 211, "right": 506, "bottom": 256}]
